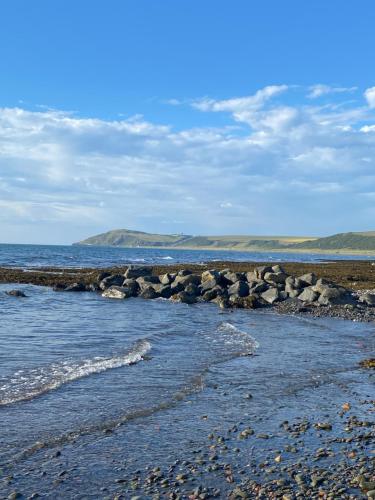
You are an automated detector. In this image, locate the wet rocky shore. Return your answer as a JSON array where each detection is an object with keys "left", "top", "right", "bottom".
[{"left": 3, "top": 261, "right": 375, "bottom": 323}]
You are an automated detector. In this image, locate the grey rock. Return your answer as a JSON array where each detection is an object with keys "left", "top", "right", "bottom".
[
  {"left": 173, "top": 274, "right": 201, "bottom": 287},
  {"left": 224, "top": 272, "right": 243, "bottom": 284},
  {"left": 185, "top": 283, "right": 200, "bottom": 296},
  {"left": 6, "top": 289, "right": 27, "bottom": 297},
  {"left": 122, "top": 279, "right": 139, "bottom": 296},
  {"left": 64, "top": 282, "right": 87, "bottom": 292},
  {"left": 201, "top": 270, "right": 221, "bottom": 282},
  {"left": 261, "top": 287, "right": 280, "bottom": 304},
  {"left": 99, "top": 274, "right": 124, "bottom": 290},
  {"left": 228, "top": 281, "right": 249, "bottom": 297},
  {"left": 171, "top": 291, "right": 197, "bottom": 304},
  {"left": 254, "top": 265, "right": 273, "bottom": 280},
  {"left": 359, "top": 292, "right": 375, "bottom": 306},
  {"left": 298, "top": 287, "right": 318, "bottom": 303},
  {"left": 177, "top": 269, "right": 192, "bottom": 276},
  {"left": 202, "top": 286, "right": 225, "bottom": 301},
  {"left": 136, "top": 276, "right": 160, "bottom": 290},
  {"left": 271, "top": 264, "right": 286, "bottom": 274},
  {"left": 201, "top": 277, "right": 221, "bottom": 291},
  {"left": 140, "top": 286, "right": 158, "bottom": 299},
  {"left": 159, "top": 273, "right": 175, "bottom": 285},
  {"left": 102, "top": 286, "right": 131, "bottom": 299},
  {"left": 246, "top": 271, "right": 257, "bottom": 282},
  {"left": 264, "top": 272, "right": 288, "bottom": 284},
  {"left": 298, "top": 273, "right": 317, "bottom": 286},
  {"left": 124, "top": 265, "right": 151, "bottom": 279},
  {"left": 249, "top": 281, "right": 268, "bottom": 294},
  {"left": 318, "top": 286, "right": 354, "bottom": 305}
]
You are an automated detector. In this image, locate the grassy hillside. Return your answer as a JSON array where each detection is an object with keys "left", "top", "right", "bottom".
[
  {"left": 75, "top": 229, "right": 316, "bottom": 250},
  {"left": 293, "top": 232, "right": 375, "bottom": 251}
]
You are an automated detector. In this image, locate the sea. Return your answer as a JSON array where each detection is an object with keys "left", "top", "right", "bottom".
[
  {"left": 0, "top": 243, "right": 375, "bottom": 268},
  {"left": 0, "top": 244, "right": 374, "bottom": 498}
]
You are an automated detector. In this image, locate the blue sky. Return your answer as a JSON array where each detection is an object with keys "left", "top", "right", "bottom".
[{"left": 1, "top": 0, "right": 375, "bottom": 243}]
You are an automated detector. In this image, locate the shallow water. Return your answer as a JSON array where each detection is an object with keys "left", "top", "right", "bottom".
[
  {"left": 0, "top": 284, "right": 374, "bottom": 498},
  {"left": 1, "top": 243, "right": 374, "bottom": 268}
]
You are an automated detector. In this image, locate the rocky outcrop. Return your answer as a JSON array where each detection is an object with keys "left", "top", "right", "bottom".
[{"left": 51, "top": 263, "right": 361, "bottom": 313}]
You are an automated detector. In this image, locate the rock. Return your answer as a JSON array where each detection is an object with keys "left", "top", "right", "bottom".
[
  {"left": 271, "top": 264, "right": 286, "bottom": 274},
  {"left": 202, "top": 286, "right": 226, "bottom": 301},
  {"left": 173, "top": 274, "right": 201, "bottom": 287},
  {"left": 261, "top": 288, "right": 280, "bottom": 304},
  {"left": 185, "top": 283, "right": 200, "bottom": 296},
  {"left": 136, "top": 275, "right": 160, "bottom": 288},
  {"left": 246, "top": 271, "right": 257, "bottom": 282},
  {"left": 297, "top": 287, "right": 318, "bottom": 303},
  {"left": 124, "top": 265, "right": 151, "bottom": 279},
  {"left": 249, "top": 281, "right": 268, "bottom": 294},
  {"left": 96, "top": 271, "right": 111, "bottom": 282},
  {"left": 254, "top": 265, "right": 273, "bottom": 280},
  {"left": 359, "top": 293, "right": 375, "bottom": 306},
  {"left": 201, "top": 277, "right": 221, "bottom": 291},
  {"left": 318, "top": 286, "right": 354, "bottom": 305},
  {"left": 229, "top": 294, "right": 256, "bottom": 308},
  {"left": 159, "top": 273, "right": 175, "bottom": 285},
  {"left": 202, "top": 270, "right": 221, "bottom": 282},
  {"left": 122, "top": 279, "right": 139, "bottom": 296},
  {"left": 298, "top": 273, "right": 317, "bottom": 286},
  {"left": 359, "top": 358, "right": 375, "bottom": 369},
  {"left": 287, "top": 289, "right": 300, "bottom": 298},
  {"left": 171, "top": 291, "right": 197, "bottom": 304},
  {"left": 228, "top": 281, "right": 249, "bottom": 297},
  {"left": 102, "top": 286, "right": 131, "bottom": 299},
  {"left": 64, "top": 282, "right": 87, "bottom": 292},
  {"left": 6, "top": 290, "right": 27, "bottom": 297},
  {"left": 264, "top": 272, "right": 288, "bottom": 284},
  {"left": 140, "top": 286, "right": 158, "bottom": 299},
  {"left": 178, "top": 269, "right": 192, "bottom": 276},
  {"left": 224, "top": 272, "right": 244, "bottom": 284},
  {"left": 99, "top": 274, "right": 124, "bottom": 290},
  {"left": 155, "top": 284, "right": 173, "bottom": 298}
]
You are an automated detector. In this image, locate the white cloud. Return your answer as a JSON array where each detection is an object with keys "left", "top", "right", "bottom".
[
  {"left": 365, "top": 86, "right": 375, "bottom": 108},
  {"left": 2, "top": 84, "right": 375, "bottom": 243},
  {"left": 307, "top": 84, "right": 357, "bottom": 99}
]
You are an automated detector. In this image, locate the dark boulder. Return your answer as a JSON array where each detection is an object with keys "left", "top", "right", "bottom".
[
  {"left": 228, "top": 281, "right": 249, "bottom": 297},
  {"left": 171, "top": 291, "right": 197, "bottom": 304},
  {"left": 5, "top": 289, "right": 27, "bottom": 297},
  {"left": 99, "top": 274, "right": 124, "bottom": 290},
  {"left": 140, "top": 286, "right": 159, "bottom": 299},
  {"left": 64, "top": 282, "right": 87, "bottom": 292},
  {"left": 124, "top": 266, "right": 152, "bottom": 279}
]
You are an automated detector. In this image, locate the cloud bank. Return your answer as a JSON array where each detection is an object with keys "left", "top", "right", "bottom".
[{"left": 1, "top": 85, "right": 375, "bottom": 243}]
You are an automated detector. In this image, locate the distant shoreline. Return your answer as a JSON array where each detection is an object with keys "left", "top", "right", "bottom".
[{"left": 75, "top": 243, "right": 375, "bottom": 256}]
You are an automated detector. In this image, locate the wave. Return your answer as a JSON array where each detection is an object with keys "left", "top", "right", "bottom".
[
  {"left": 215, "top": 322, "right": 259, "bottom": 354},
  {"left": 161, "top": 256, "right": 174, "bottom": 260},
  {"left": 0, "top": 340, "right": 151, "bottom": 406}
]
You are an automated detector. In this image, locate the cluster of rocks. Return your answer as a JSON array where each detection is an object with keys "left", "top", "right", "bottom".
[{"left": 78, "top": 264, "right": 366, "bottom": 310}]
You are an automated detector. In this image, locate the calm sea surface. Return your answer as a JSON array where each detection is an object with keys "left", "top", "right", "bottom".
[
  {"left": 0, "top": 245, "right": 374, "bottom": 497},
  {"left": 0, "top": 243, "right": 374, "bottom": 268}
]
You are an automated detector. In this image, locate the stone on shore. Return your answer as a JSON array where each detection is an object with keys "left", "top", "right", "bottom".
[
  {"left": 5, "top": 289, "right": 27, "bottom": 297},
  {"left": 359, "top": 292, "right": 375, "bottom": 306},
  {"left": 124, "top": 265, "right": 151, "bottom": 279},
  {"left": 228, "top": 281, "right": 249, "bottom": 297},
  {"left": 298, "top": 287, "right": 319, "bottom": 303},
  {"left": 102, "top": 286, "right": 131, "bottom": 299},
  {"left": 261, "top": 287, "right": 280, "bottom": 304}
]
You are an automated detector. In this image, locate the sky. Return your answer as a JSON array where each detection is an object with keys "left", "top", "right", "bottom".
[{"left": 1, "top": 0, "right": 375, "bottom": 244}]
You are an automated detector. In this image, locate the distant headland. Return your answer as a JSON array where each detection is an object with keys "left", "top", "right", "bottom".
[{"left": 74, "top": 229, "right": 375, "bottom": 255}]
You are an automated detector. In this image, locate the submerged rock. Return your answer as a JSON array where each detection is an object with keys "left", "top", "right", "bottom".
[{"left": 5, "top": 289, "right": 27, "bottom": 297}]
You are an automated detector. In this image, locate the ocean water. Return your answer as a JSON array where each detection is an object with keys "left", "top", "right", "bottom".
[
  {"left": 0, "top": 283, "right": 374, "bottom": 497},
  {"left": 0, "top": 243, "right": 374, "bottom": 268}
]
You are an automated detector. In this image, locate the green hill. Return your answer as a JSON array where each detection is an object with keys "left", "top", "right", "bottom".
[
  {"left": 75, "top": 229, "right": 375, "bottom": 254},
  {"left": 292, "top": 231, "right": 375, "bottom": 251},
  {"left": 74, "top": 229, "right": 315, "bottom": 250}
]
